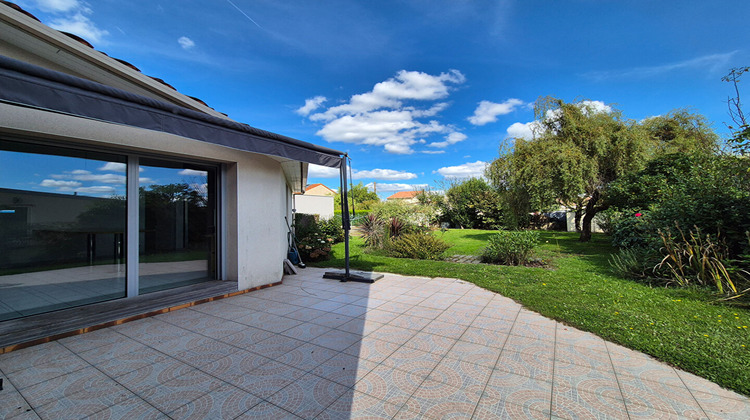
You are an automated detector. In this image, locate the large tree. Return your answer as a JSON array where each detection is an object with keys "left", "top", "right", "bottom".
[{"left": 487, "top": 97, "right": 717, "bottom": 241}]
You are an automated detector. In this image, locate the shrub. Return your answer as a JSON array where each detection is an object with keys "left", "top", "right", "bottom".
[
  {"left": 320, "top": 215, "right": 344, "bottom": 243},
  {"left": 609, "top": 247, "right": 658, "bottom": 280},
  {"left": 481, "top": 230, "right": 540, "bottom": 266},
  {"left": 359, "top": 214, "right": 385, "bottom": 249},
  {"left": 439, "top": 178, "right": 505, "bottom": 229},
  {"left": 293, "top": 213, "right": 337, "bottom": 262},
  {"left": 371, "top": 200, "right": 438, "bottom": 227},
  {"left": 654, "top": 225, "right": 748, "bottom": 296},
  {"left": 388, "top": 232, "right": 451, "bottom": 260}
]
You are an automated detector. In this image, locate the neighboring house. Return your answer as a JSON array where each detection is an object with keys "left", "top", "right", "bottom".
[
  {"left": 386, "top": 190, "right": 422, "bottom": 204},
  {"left": 0, "top": 2, "right": 343, "bottom": 321},
  {"left": 293, "top": 184, "right": 335, "bottom": 220}
]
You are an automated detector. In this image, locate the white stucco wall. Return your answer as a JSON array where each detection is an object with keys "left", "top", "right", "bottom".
[
  {"left": 0, "top": 103, "right": 289, "bottom": 291},
  {"left": 566, "top": 211, "right": 604, "bottom": 233},
  {"left": 294, "top": 194, "right": 335, "bottom": 220}
]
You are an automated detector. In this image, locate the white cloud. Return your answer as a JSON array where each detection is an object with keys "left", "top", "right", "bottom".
[
  {"left": 40, "top": 179, "right": 81, "bottom": 188},
  {"left": 351, "top": 169, "right": 417, "bottom": 181},
  {"left": 27, "top": 0, "right": 81, "bottom": 13},
  {"left": 98, "top": 162, "right": 126, "bottom": 172},
  {"left": 467, "top": 99, "right": 524, "bottom": 126},
  {"left": 506, "top": 121, "right": 540, "bottom": 140},
  {"left": 421, "top": 150, "right": 446, "bottom": 154},
  {"left": 428, "top": 131, "right": 467, "bottom": 148},
  {"left": 179, "top": 169, "right": 208, "bottom": 177},
  {"left": 48, "top": 12, "right": 109, "bottom": 44},
  {"left": 578, "top": 100, "right": 612, "bottom": 115},
  {"left": 75, "top": 186, "right": 116, "bottom": 195},
  {"left": 308, "top": 164, "right": 340, "bottom": 178},
  {"left": 303, "top": 69, "right": 466, "bottom": 154},
  {"left": 365, "top": 182, "right": 428, "bottom": 192},
  {"left": 296, "top": 96, "right": 327, "bottom": 116},
  {"left": 435, "top": 160, "right": 487, "bottom": 179},
  {"left": 178, "top": 36, "right": 195, "bottom": 50}
]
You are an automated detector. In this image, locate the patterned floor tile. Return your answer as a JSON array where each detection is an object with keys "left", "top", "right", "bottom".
[
  {"left": 0, "top": 341, "right": 78, "bottom": 375},
  {"left": 480, "top": 370, "right": 552, "bottom": 417},
  {"left": 366, "top": 324, "right": 417, "bottom": 346},
  {"left": 318, "top": 389, "right": 400, "bottom": 419},
  {"left": 554, "top": 344, "right": 615, "bottom": 378},
  {"left": 19, "top": 365, "right": 131, "bottom": 409},
  {"left": 502, "top": 334, "right": 555, "bottom": 358},
  {"left": 459, "top": 326, "right": 509, "bottom": 348},
  {"left": 388, "top": 314, "right": 432, "bottom": 331},
  {"left": 421, "top": 319, "right": 468, "bottom": 340},
  {"left": 361, "top": 308, "right": 401, "bottom": 324},
  {"left": 5, "top": 351, "right": 89, "bottom": 389},
  {"left": 619, "top": 378, "right": 706, "bottom": 419},
  {"left": 405, "top": 378, "right": 483, "bottom": 420},
  {"left": 509, "top": 320, "right": 556, "bottom": 341},
  {"left": 310, "top": 329, "right": 363, "bottom": 351},
  {"left": 275, "top": 342, "right": 338, "bottom": 373},
  {"left": 85, "top": 395, "right": 166, "bottom": 420},
  {"left": 197, "top": 349, "right": 272, "bottom": 378},
  {"left": 427, "top": 357, "right": 492, "bottom": 391},
  {"left": 469, "top": 315, "right": 515, "bottom": 333},
  {"left": 235, "top": 401, "right": 301, "bottom": 419},
  {"left": 472, "top": 400, "right": 549, "bottom": 419},
  {"left": 354, "top": 364, "right": 424, "bottom": 409},
  {"left": 402, "top": 331, "right": 457, "bottom": 356},
  {"left": 166, "top": 383, "right": 261, "bottom": 420},
  {"left": 311, "top": 353, "right": 378, "bottom": 387},
  {"left": 246, "top": 335, "right": 306, "bottom": 360},
  {"left": 115, "top": 359, "right": 196, "bottom": 396},
  {"left": 174, "top": 340, "right": 240, "bottom": 369},
  {"left": 552, "top": 378, "right": 628, "bottom": 419},
  {"left": 403, "top": 306, "right": 443, "bottom": 320},
  {"left": 140, "top": 370, "right": 225, "bottom": 414},
  {"left": 335, "top": 318, "right": 384, "bottom": 336},
  {"left": 158, "top": 311, "right": 248, "bottom": 339},
  {"left": 332, "top": 304, "right": 369, "bottom": 318},
  {"left": 228, "top": 360, "right": 307, "bottom": 398},
  {"left": 0, "top": 378, "right": 33, "bottom": 419},
  {"left": 267, "top": 372, "right": 350, "bottom": 418},
  {"left": 219, "top": 326, "right": 275, "bottom": 348},
  {"left": 380, "top": 346, "right": 443, "bottom": 380},
  {"left": 58, "top": 328, "right": 130, "bottom": 353},
  {"left": 445, "top": 340, "right": 501, "bottom": 367},
  {"left": 343, "top": 338, "right": 399, "bottom": 363},
  {"left": 310, "top": 312, "right": 356, "bottom": 328},
  {"left": 285, "top": 307, "right": 330, "bottom": 322}
]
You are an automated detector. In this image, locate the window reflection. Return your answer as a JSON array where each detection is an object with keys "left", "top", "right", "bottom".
[
  {"left": 0, "top": 141, "right": 126, "bottom": 320},
  {"left": 138, "top": 159, "right": 216, "bottom": 294}
]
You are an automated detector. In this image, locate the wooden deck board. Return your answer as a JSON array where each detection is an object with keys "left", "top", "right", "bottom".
[{"left": 0, "top": 280, "right": 278, "bottom": 353}]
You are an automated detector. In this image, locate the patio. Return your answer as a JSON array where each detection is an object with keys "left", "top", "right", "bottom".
[{"left": 0, "top": 267, "right": 748, "bottom": 419}]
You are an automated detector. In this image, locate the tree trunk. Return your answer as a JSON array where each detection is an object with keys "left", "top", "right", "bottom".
[
  {"left": 574, "top": 208, "right": 583, "bottom": 232},
  {"left": 579, "top": 190, "right": 600, "bottom": 242}
]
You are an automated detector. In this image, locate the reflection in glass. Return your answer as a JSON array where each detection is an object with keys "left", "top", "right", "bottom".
[
  {"left": 138, "top": 160, "right": 216, "bottom": 294},
  {"left": 0, "top": 141, "right": 127, "bottom": 321}
]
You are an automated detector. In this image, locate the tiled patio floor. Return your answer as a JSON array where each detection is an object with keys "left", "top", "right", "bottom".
[{"left": 1, "top": 267, "right": 748, "bottom": 419}]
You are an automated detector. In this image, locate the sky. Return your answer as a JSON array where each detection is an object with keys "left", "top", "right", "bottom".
[{"left": 11, "top": 0, "right": 750, "bottom": 198}]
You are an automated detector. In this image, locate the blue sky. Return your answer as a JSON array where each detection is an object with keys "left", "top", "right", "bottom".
[{"left": 13, "top": 0, "right": 750, "bottom": 198}]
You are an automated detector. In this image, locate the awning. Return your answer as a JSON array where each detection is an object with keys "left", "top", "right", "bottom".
[{"left": 0, "top": 54, "right": 343, "bottom": 168}]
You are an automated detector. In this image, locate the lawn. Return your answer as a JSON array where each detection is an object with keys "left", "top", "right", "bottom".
[{"left": 310, "top": 229, "right": 750, "bottom": 397}]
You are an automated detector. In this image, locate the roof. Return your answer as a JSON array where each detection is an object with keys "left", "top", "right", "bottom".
[
  {"left": 387, "top": 191, "right": 421, "bottom": 200},
  {"left": 306, "top": 183, "right": 336, "bottom": 194}
]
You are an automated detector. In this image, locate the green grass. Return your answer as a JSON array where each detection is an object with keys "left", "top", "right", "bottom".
[{"left": 311, "top": 230, "right": 750, "bottom": 396}]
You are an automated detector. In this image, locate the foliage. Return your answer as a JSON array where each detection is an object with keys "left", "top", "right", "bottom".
[
  {"left": 608, "top": 247, "right": 658, "bottom": 280},
  {"left": 292, "top": 213, "right": 336, "bottom": 262},
  {"left": 359, "top": 213, "right": 386, "bottom": 249},
  {"left": 312, "top": 230, "right": 750, "bottom": 396},
  {"left": 487, "top": 98, "right": 719, "bottom": 241},
  {"left": 481, "top": 230, "right": 540, "bottom": 266},
  {"left": 388, "top": 232, "right": 451, "bottom": 260},
  {"left": 319, "top": 215, "right": 344, "bottom": 243},
  {"left": 722, "top": 66, "right": 750, "bottom": 155},
  {"left": 654, "top": 226, "right": 748, "bottom": 297},
  {"left": 608, "top": 153, "right": 750, "bottom": 259},
  {"left": 370, "top": 199, "right": 438, "bottom": 227},
  {"left": 439, "top": 178, "right": 504, "bottom": 229},
  {"left": 334, "top": 182, "right": 379, "bottom": 210}
]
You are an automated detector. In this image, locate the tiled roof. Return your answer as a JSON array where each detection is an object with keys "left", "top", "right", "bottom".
[{"left": 387, "top": 190, "right": 421, "bottom": 200}]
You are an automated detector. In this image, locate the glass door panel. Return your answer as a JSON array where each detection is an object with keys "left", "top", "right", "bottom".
[
  {"left": 0, "top": 140, "right": 127, "bottom": 320},
  {"left": 138, "top": 159, "right": 217, "bottom": 294}
]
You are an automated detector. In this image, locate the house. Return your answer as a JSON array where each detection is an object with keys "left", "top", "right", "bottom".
[
  {"left": 0, "top": 2, "right": 344, "bottom": 322},
  {"left": 386, "top": 190, "right": 422, "bottom": 204},
  {"left": 293, "top": 184, "right": 336, "bottom": 220}
]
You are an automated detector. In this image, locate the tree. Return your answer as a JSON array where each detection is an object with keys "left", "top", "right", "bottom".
[
  {"left": 439, "top": 178, "right": 504, "bottom": 229},
  {"left": 334, "top": 182, "right": 379, "bottom": 211},
  {"left": 487, "top": 97, "right": 718, "bottom": 241},
  {"left": 723, "top": 66, "right": 750, "bottom": 154}
]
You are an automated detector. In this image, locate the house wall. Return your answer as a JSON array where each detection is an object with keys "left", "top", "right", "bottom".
[
  {"left": 0, "top": 102, "right": 288, "bottom": 290},
  {"left": 565, "top": 211, "right": 604, "bottom": 233},
  {"left": 294, "top": 194, "right": 335, "bottom": 220}
]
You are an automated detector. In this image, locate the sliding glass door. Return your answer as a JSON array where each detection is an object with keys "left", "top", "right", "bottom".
[
  {"left": 138, "top": 159, "right": 218, "bottom": 294},
  {"left": 0, "top": 139, "right": 220, "bottom": 320}
]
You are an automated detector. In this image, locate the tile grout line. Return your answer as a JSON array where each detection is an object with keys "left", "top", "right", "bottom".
[
  {"left": 603, "top": 340, "right": 632, "bottom": 420},
  {"left": 671, "top": 366, "right": 711, "bottom": 419},
  {"left": 548, "top": 321, "right": 557, "bottom": 420}
]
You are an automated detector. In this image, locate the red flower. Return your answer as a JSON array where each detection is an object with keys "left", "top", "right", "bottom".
[{"left": 635, "top": 212, "right": 642, "bottom": 217}]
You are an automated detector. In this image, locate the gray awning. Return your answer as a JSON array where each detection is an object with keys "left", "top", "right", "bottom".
[{"left": 0, "top": 54, "right": 343, "bottom": 168}]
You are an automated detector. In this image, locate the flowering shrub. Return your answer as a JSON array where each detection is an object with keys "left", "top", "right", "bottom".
[{"left": 293, "top": 213, "right": 338, "bottom": 262}]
